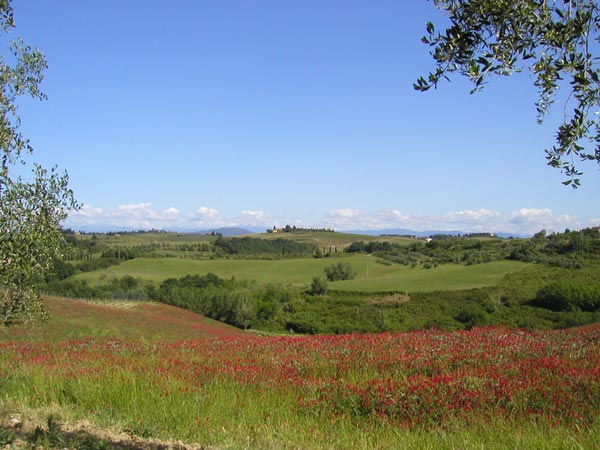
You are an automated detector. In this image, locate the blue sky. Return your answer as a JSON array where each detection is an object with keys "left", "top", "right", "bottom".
[{"left": 10, "top": 1, "right": 600, "bottom": 235}]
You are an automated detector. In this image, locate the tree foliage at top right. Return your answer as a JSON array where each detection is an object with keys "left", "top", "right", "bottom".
[{"left": 416, "top": 0, "right": 600, "bottom": 187}]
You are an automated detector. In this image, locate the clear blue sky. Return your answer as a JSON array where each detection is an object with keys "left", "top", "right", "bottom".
[{"left": 10, "top": 1, "right": 600, "bottom": 235}]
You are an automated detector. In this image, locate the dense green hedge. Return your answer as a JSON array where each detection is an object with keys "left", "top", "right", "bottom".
[
  {"left": 213, "top": 236, "right": 314, "bottom": 257},
  {"left": 533, "top": 282, "right": 600, "bottom": 312}
]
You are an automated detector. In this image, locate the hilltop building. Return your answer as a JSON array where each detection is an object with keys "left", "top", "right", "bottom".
[{"left": 267, "top": 225, "right": 335, "bottom": 234}]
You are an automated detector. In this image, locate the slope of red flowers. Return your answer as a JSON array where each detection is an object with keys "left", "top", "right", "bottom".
[{"left": 2, "top": 325, "right": 599, "bottom": 428}]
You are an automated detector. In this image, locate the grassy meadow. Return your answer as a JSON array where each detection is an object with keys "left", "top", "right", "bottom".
[
  {"left": 73, "top": 255, "right": 529, "bottom": 293},
  {"left": 329, "top": 259, "right": 529, "bottom": 292}
]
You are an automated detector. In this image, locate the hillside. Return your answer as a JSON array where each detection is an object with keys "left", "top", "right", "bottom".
[
  {"left": 258, "top": 230, "right": 416, "bottom": 249},
  {"left": 0, "top": 296, "right": 244, "bottom": 343},
  {"left": 0, "top": 323, "right": 598, "bottom": 449}
]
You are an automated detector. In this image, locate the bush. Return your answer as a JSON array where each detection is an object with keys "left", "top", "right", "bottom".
[
  {"left": 324, "top": 262, "right": 356, "bottom": 281},
  {"left": 455, "top": 305, "right": 488, "bottom": 330},
  {"left": 309, "top": 276, "right": 328, "bottom": 295}
]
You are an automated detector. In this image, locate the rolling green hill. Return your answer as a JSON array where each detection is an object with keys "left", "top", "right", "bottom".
[
  {"left": 329, "top": 259, "right": 530, "bottom": 292},
  {"left": 72, "top": 256, "right": 529, "bottom": 292},
  {"left": 258, "top": 230, "right": 416, "bottom": 249}
]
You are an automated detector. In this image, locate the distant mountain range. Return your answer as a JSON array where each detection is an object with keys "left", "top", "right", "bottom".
[
  {"left": 196, "top": 227, "right": 258, "bottom": 236},
  {"left": 343, "top": 229, "right": 530, "bottom": 239}
]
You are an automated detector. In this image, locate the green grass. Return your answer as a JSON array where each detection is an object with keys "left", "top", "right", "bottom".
[
  {"left": 331, "top": 260, "right": 530, "bottom": 292},
  {"left": 74, "top": 256, "right": 343, "bottom": 286},
  {"left": 73, "top": 256, "right": 529, "bottom": 293},
  {"left": 3, "top": 381, "right": 597, "bottom": 450}
]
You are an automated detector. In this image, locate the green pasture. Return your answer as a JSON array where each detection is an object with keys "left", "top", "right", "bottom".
[
  {"left": 73, "top": 256, "right": 529, "bottom": 292},
  {"left": 330, "top": 259, "right": 530, "bottom": 292}
]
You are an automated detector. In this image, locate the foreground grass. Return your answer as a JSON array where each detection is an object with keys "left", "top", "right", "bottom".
[
  {"left": 73, "top": 256, "right": 528, "bottom": 292},
  {"left": 1, "top": 325, "right": 599, "bottom": 449}
]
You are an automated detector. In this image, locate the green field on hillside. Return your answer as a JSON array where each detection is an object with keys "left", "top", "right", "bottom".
[
  {"left": 330, "top": 260, "right": 530, "bottom": 292},
  {"left": 73, "top": 256, "right": 529, "bottom": 292}
]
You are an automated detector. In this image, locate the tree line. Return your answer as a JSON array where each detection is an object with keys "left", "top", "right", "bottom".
[{"left": 345, "top": 228, "right": 600, "bottom": 269}]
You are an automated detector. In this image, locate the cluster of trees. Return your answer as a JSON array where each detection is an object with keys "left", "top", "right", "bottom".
[
  {"left": 63, "top": 232, "right": 100, "bottom": 261},
  {"left": 213, "top": 236, "right": 314, "bottom": 257},
  {"left": 267, "top": 225, "right": 335, "bottom": 233},
  {"left": 507, "top": 228, "right": 600, "bottom": 268},
  {"left": 345, "top": 241, "right": 396, "bottom": 253},
  {"left": 157, "top": 274, "right": 254, "bottom": 329},
  {"left": 157, "top": 274, "right": 308, "bottom": 330},
  {"left": 345, "top": 229, "right": 600, "bottom": 269},
  {"left": 45, "top": 258, "right": 122, "bottom": 281},
  {"left": 312, "top": 245, "right": 339, "bottom": 258},
  {"left": 533, "top": 282, "right": 600, "bottom": 312},
  {"left": 43, "top": 275, "right": 149, "bottom": 302},
  {"left": 346, "top": 237, "right": 508, "bottom": 267},
  {"left": 104, "top": 229, "right": 168, "bottom": 235}
]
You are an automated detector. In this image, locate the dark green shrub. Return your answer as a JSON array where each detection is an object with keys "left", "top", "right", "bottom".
[
  {"left": 76, "top": 257, "right": 120, "bottom": 273},
  {"left": 324, "top": 262, "right": 356, "bottom": 281},
  {"left": 455, "top": 305, "right": 488, "bottom": 330},
  {"left": 533, "top": 282, "right": 600, "bottom": 312},
  {"left": 309, "top": 276, "right": 328, "bottom": 295}
]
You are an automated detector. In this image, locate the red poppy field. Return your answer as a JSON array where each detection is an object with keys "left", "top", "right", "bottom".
[{"left": 1, "top": 305, "right": 599, "bottom": 449}]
